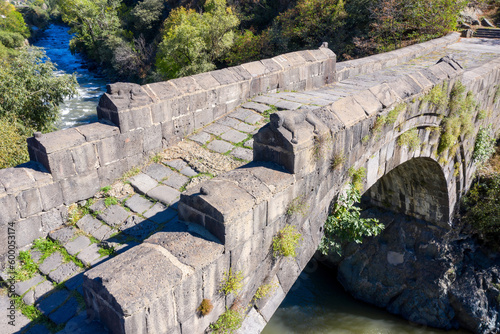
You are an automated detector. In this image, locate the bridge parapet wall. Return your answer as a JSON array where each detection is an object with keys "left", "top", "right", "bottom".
[
  {"left": 336, "top": 32, "right": 460, "bottom": 81},
  {"left": 0, "top": 46, "right": 336, "bottom": 263}
]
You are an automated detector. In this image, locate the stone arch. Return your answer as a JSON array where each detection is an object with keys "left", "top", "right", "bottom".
[{"left": 364, "top": 157, "right": 450, "bottom": 227}]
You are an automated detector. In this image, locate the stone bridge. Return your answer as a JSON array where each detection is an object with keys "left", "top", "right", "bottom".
[{"left": 1, "top": 33, "right": 500, "bottom": 334}]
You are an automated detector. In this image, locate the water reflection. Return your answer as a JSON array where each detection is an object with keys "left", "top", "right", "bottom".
[
  {"left": 33, "top": 24, "right": 106, "bottom": 129},
  {"left": 262, "top": 260, "right": 470, "bottom": 334}
]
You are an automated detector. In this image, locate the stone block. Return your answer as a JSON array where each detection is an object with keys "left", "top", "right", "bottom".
[
  {"left": 0, "top": 194, "right": 18, "bottom": 226},
  {"left": 144, "top": 163, "right": 175, "bottom": 181},
  {"left": 49, "top": 227, "right": 76, "bottom": 245},
  {"left": 259, "top": 282, "right": 286, "bottom": 322},
  {"left": 207, "top": 140, "right": 234, "bottom": 154},
  {"left": 189, "top": 131, "right": 212, "bottom": 145},
  {"left": 129, "top": 173, "right": 159, "bottom": 195},
  {"left": 231, "top": 147, "right": 253, "bottom": 161},
  {"left": 166, "top": 159, "right": 188, "bottom": 171},
  {"left": 35, "top": 128, "right": 86, "bottom": 154},
  {"left": 369, "top": 83, "right": 401, "bottom": 108},
  {"left": 77, "top": 244, "right": 101, "bottom": 266},
  {"left": 172, "top": 273, "right": 203, "bottom": 323},
  {"left": 97, "top": 159, "right": 129, "bottom": 188},
  {"left": 147, "top": 186, "right": 181, "bottom": 206},
  {"left": 37, "top": 288, "right": 70, "bottom": 315},
  {"left": 14, "top": 274, "right": 45, "bottom": 297},
  {"left": 75, "top": 121, "right": 120, "bottom": 142},
  {"left": 46, "top": 150, "right": 77, "bottom": 180},
  {"left": 220, "top": 129, "right": 248, "bottom": 144},
  {"left": 16, "top": 215, "right": 43, "bottom": 248},
  {"left": 39, "top": 252, "right": 63, "bottom": 275},
  {"left": 34, "top": 280, "right": 53, "bottom": 302},
  {"left": 143, "top": 124, "right": 162, "bottom": 153},
  {"left": 144, "top": 203, "right": 177, "bottom": 224},
  {"left": 180, "top": 166, "right": 198, "bottom": 177},
  {"left": 96, "top": 135, "right": 122, "bottom": 166},
  {"left": 173, "top": 113, "right": 195, "bottom": 139},
  {"left": 328, "top": 96, "right": 366, "bottom": 127},
  {"left": 77, "top": 215, "right": 103, "bottom": 236},
  {"left": 120, "top": 129, "right": 145, "bottom": 158},
  {"left": 48, "top": 261, "right": 82, "bottom": 283},
  {"left": 125, "top": 194, "right": 154, "bottom": 214},
  {"left": 48, "top": 297, "right": 80, "bottom": 325},
  {"left": 92, "top": 224, "right": 113, "bottom": 241},
  {"left": 16, "top": 188, "right": 43, "bottom": 219},
  {"left": 39, "top": 182, "right": 64, "bottom": 212},
  {"left": 65, "top": 236, "right": 91, "bottom": 256},
  {"left": 164, "top": 173, "right": 189, "bottom": 190},
  {"left": 71, "top": 143, "right": 99, "bottom": 175},
  {"left": 97, "top": 205, "right": 130, "bottom": 227},
  {"left": 121, "top": 217, "right": 157, "bottom": 240},
  {"left": 60, "top": 171, "right": 100, "bottom": 205},
  {"left": 40, "top": 208, "right": 65, "bottom": 234}
]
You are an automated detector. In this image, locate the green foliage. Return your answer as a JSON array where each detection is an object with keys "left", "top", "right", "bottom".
[
  {"left": 477, "top": 109, "right": 488, "bottom": 121},
  {"left": 219, "top": 268, "right": 244, "bottom": 296},
  {"left": 262, "top": 105, "right": 277, "bottom": 122},
  {"left": 11, "top": 295, "right": 43, "bottom": 320},
  {"left": 370, "top": 0, "right": 466, "bottom": 51},
  {"left": 438, "top": 82, "right": 477, "bottom": 155},
  {"left": 0, "top": 47, "right": 78, "bottom": 132},
  {"left": 286, "top": 196, "right": 309, "bottom": 217},
  {"left": 397, "top": 128, "right": 421, "bottom": 150},
  {"left": 121, "top": 167, "right": 141, "bottom": 181},
  {"left": 150, "top": 153, "right": 162, "bottom": 163},
  {"left": 252, "top": 282, "right": 278, "bottom": 302},
  {"left": 197, "top": 298, "right": 214, "bottom": 316},
  {"left": 319, "top": 184, "right": 385, "bottom": 256},
  {"left": 272, "top": 225, "right": 302, "bottom": 258},
  {"left": 98, "top": 246, "right": 116, "bottom": 257},
  {"left": 348, "top": 167, "right": 366, "bottom": 192},
  {"left": 421, "top": 82, "right": 448, "bottom": 112},
  {"left": 473, "top": 125, "right": 496, "bottom": 165},
  {"left": 68, "top": 203, "right": 90, "bottom": 225},
  {"left": 275, "top": 0, "right": 347, "bottom": 51},
  {"left": 156, "top": 0, "right": 239, "bottom": 79},
  {"left": 32, "top": 238, "right": 85, "bottom": 268},
  {"left": 330, "top": 151, "right": 346, "bottom": 171},
  {"left": 131, "top": 0, "right": 164, "bottom": 31},
  {"left": 0, "top": 117, "right": 31, "bottom": 169},
  {"left": 210, "top": 307, "right": 243, "bottom": 334},
  {"left": 104, "top": 196, "right": 119, "bottom": 207},
  {"left": 372, "top": 103, "right": 404, "bottom": 134},
  {"left": 0, "top": 2, "right": 30, "bottom": 38},
  {"left": 0, "top": 30, "right": 25, "bottom": 48},
  {"left": 11, "top": 251, "right": 38, "bottom": 282},
  {"left": 225, "top": 30, "right": 264, "bottom": 66},
  {"left": 463, "top": 173, "right": 500, "bottom": 251}
]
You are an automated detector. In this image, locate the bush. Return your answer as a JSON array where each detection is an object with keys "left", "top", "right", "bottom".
[
  {"left": 0, "top": 117, "right": 31, "bottom": 169},
  {"left": 473, "top": 125, "right": 496, "bottom": 165},
  {"left": 210, "top": 307, "right": 243, "bottom": 334},
  {"left": 272, "top": 225, "right": 302, "bottom": 258},
  {"left": 0, "top": 30, "right": 25, "bottom": 48},
  {"left": 197, "top": 299, "right": 214, "bottom": 316},
  {"left": 319, "top": 184, "right": 385, "bottom": 256},
  {"left": 463, "top": 173, "right": 500, "bottom": 250},
  {"left": 219, "top": 268, "right": 244, "bottom": 296}
]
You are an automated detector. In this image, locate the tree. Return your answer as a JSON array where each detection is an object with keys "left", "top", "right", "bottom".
[
  {"left": 58, "top": 0, "right": 122, "bottom": 61},
  {"left": 156, "top": 0, "right": 239, "bottom": 79},
  {"left": 275, "top": 0, "right": 347, "bottom": 51},
  {"left": 132, "top": 0, "right": 165, "bottom": 31},
  {"left": 0, "top": 2, "right": 30, "bottom": 38},
  {"left": 0, "top": 47, "right": 78, "bottom": 132}
]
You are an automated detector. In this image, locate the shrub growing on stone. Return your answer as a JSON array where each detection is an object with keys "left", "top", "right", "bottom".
[
  {"left": 219, "top": 268, "right": 243, "bottom": 296},
  {"left": 272, "top": 225, "right": 302, "bottom": 258},
  {"left": 197, "top": 298, "right": 214, "bottom": 316}
]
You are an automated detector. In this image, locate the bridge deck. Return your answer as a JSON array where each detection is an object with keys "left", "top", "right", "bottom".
[{"left": 4, "top": 37, "right": 500, "bottom": 334}]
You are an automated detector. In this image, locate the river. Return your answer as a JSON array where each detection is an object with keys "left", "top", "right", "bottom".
[
  {"left": 32, "top": 24, "right": 105, "bottom": 129},
  {"left": 36, "top": 24, "right": 471, "bottom": 334}
]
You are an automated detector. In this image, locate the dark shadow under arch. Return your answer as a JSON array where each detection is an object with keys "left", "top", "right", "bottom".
[{"left": 363, "top": 157, "right": 450, "bottom": 227}]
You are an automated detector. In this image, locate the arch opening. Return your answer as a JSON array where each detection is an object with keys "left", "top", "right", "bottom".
[{"left": 362, "top": 157, "right": 450, "bottom": 227}]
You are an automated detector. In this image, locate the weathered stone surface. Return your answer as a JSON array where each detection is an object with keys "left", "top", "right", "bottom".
[
  {"left": 98, "top": 205, "right": 129, "bottom": 227},
  {"left": 144, "top": 203, "right": 177, "bottom": 224},
  {"left": 144, "top": 163, "right": 175, "bottom": 181},
  {"left": 17, "top": 188, "right": 43, "bottom": 218},
  {"left": 165, "top": 159, "right": 188, "bottom": 171},
  {"left": 77, "top": 215, "right": 103, "bottom": 236},
  {"left": 39, "top": 252, "right": 63, "bottom": 275},
  {"left": 242, "top": 102, "right": 270, "bottom": 114},
  {"left": 16, "top": 215, "right": 43, "bottom": 248},
  {"left": 77, "top": 243, "right": 102, "bottom": 266},
  {"left": 48, "top": 261, "right": 82, "bottom": 283},
  {"left": 231, "top": 147, "right": 253, "bottom": 161},
  {"left": 207, "top": 140, "right": 234, "bottom": 153},
  {"left": 39, "top": 182, "right": 64, "bottom": 212},
  {"left": 65, "top": 236, "right": 91, "bottom": 256},
  {"left": 189, "top": 131, "right": 212, "bottom": 145},
  {"left": 40, "top": 208, "right": 65, "bottom": 234},
  {"left": 220, "top": 129, "right": 248, "bottom": 143},
  {"left": 49, "top": 227, "right": 76, "bottom": 245},
  {"left": 37, "top": 289, "right": 70, "bottom": 315},
  {"left": 147, "top": 186, "right": 180, "bottom": 206},
  {"left": 92, "top": 224, "right": 113, "bottom": 241},
  {"left": 34, "top": 281, "right": 54, "bottom": 302},
  {"left": 164, "top": 173, "right": 189, "bottom": 190},
  {"left": 48, "top": 297, "right": 80, "bottom": 325},
  {"left": 125, "top": 194, "right": 154, "bottom": 214},
  {"left": 14, "top": 275, "right": 45, "bottom": 297},
  {"left": 128, "top": 173, "right": 158, "bottom": 195}
]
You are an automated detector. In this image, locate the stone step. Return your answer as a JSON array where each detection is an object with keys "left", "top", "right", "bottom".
[{"left": 474, "top": 28, "right": 500, "bottom": 39}]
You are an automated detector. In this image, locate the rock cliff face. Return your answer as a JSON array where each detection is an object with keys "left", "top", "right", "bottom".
[{"left": 328, "top": 208, "right": 500, "bottom": 334}]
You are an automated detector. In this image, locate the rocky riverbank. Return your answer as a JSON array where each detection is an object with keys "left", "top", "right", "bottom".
[{"left": 323, "top": 207, "right": 500, "bottom": 334}]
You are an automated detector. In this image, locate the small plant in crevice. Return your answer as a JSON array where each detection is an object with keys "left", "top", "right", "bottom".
[
  {"left": 348, "top": 166, "right": 366, "bottom": 192},
  {"left": 209, "top": 306, "right": 243, "bottom": 334},
  {"left": 197, "top": 298, "right": 214, "bottom": 316},
  {"left": 311, "top": 135, "right": 325, "bottom": 161},
  {"left": 219, "top": 268, "right": 244, "bottom": 296},
  {"left": 262, "top": 105, "right": 277, "bottom": 122},
  {"left": 477, "top": 109, "right": 487, "bottom": 121},
  {"left": 318, "top": 184, "right": 385, "bottom": 256},
  {"left": 330, "top": 151, "right": 346, "bottom": 171},
  {"left": 252, "top": 282, "right": 278, "bottom": 302},
  {"left": 473, "top": 125, "right": 496, "bottom": 165},
  {"left": 286, "top": 195, "right": 309, "bottom": 217},
  {"left": 104, "top": 196, "right": 119, "bottom": 207},
  {"left": 272, "top": 225, "right": 302, "bottom": 258},
  {"left": 150, "top": 153, "right": 163, "bottom": 164},
  {"left": 397, "top": 128, "right": 421, "bottom": 151},
  {"left": 420, "top": 81, "right": 448, "bottom": 112},
  {"left": 11, "top": 251, "right": 38, "bottom": 282},
  {"left": 453, "top": 161, "right": 461, "bottom": 177},
  {"left": 372, "top": 103, "right": 405, "bottom": 135}
]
